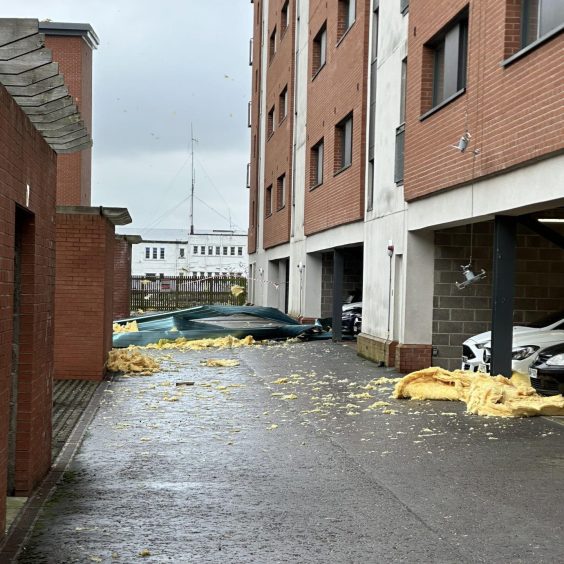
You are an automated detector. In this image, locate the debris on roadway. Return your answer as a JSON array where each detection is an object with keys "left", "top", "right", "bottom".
[
  {"left": 112, "top": 305, "right": 327, "bottom": 347},
  {"left": 200, "top": 359, "right": 240, "bottom": 367},
  {"left": 393, "top": 366, "right": 564, "bottom": 417},
  {"left": 106, "top": 349, "right": 160, "bottom": 375}
]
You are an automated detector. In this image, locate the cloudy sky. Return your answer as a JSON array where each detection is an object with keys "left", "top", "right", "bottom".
[{"left": 4, "top": 1, "right": 252, "bottom": 232}]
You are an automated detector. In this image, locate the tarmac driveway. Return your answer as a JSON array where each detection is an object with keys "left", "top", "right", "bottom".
[{"left": 17, "top": 341, "right": 564, "bottom": 563}]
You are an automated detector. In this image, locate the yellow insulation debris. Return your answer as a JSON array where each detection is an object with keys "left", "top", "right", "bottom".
[
  {"left": 394, "top": 367, "right": 564, "bottom": 417},
  {"left": 200, "top": 359, "right": 240, "bottom": 367},
  {"left": 143, "top": 335, "right": 255, "bottom": 351},
  {"left": 106, "top": 349, "right": 160, "bottom": 374},
  {"left": 112, "top": 321, "right": 139, "bottom": 333}
]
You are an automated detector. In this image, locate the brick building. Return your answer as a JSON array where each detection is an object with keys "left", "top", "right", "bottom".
[
  {"left": 0, "top": 19, "right": 92, "bottom": 538},
  {"left": 249, "top": 1, "right": 564, "bottom": 375},
  {"left": 248, "top": 0, "right": 368, "bottom": 319},
  {"left": 38, "top": 22, "right": 135, "bottom": 380}
]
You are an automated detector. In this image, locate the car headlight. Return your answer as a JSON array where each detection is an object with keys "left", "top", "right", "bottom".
[
  {"left": 546, "top": 353, "right": 564, "bottom": 366},
  {"left": 511, "top": 345, "right": 540, "bottom": 361},
  {"left": 475, "top": 343, "right": 486, "bottom": 349}
]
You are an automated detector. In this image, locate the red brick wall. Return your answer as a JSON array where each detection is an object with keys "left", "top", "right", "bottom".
[
  {"left": 113, "top": 238, "right": 132, "bottom": 320},
  {"left": 44, "top": 35, "right": 93, "bottom": 206},
  {"left": 304, "top": 0, "right": 369, "bottom": 235},
  {"left": 0, "top": 85, "right": 57, "bottom": 533},
  {"left": 262, "top": 0, "right": 295, "bottom": 249},
  {"left": 54, "top": 213, "right": 115, "bottom": 380},
  {"left": 405, "top": 0, "right": 564, "bottom": 201}
]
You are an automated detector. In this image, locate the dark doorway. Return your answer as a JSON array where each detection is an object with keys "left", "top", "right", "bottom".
[{"left": 8, "top": 207, "right": 34, "bottom": 496}]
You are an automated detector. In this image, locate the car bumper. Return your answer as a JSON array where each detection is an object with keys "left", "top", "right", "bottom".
[{"left": 529, "top": 366, "right": 564, "bottom": 396}]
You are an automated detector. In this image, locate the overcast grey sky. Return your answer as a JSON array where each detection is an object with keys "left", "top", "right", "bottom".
[{"left": 4, "top": 1, "right": 252, "bottom": 232}]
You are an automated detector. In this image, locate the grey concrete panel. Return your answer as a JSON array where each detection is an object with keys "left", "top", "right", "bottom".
[
  {"left": 23, "top": 95, "right": 73, "bottom": 115},
  {"left": 5, "top": 74, "right": 64, "bottom": 97},
  {"left": 28, "top": 113, "right": 81, "bottom": 131},
  {"left": 54, "top": 140, "right": 93, "bottom": 154},
  {"left": 39, "top": 121, "right": 85, "bottom": 138},
  {"left": 43, "top": 128, "right": 88, "bottom": 145},
  {"left": 0, "top": 18, "right": 38, "bottom": 45},
  {"left": 0, "top": 33, "right": 44, "bottom": 60},
  {"left": 0, "top": 61, "right": 58, "bottom": 86},
  {"left": 27, "top": 104, "right": 78, "bottom": 123},
  {"left": 14, "top": 84, "right": 68, "bottom": 106},
  {"left": 0, "top": 48, "right": 52, "bottom": 74},
  {"left": 50, "top": 134, "right": 90, "bottom": 150}
]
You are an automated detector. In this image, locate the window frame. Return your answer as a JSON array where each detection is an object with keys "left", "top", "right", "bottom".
[
  {"left": 281, "top": 0, "right": 289, "bottom": 36},
  {"left": 267, "top": 106, "right": 275, "bottom": 138},
  {"left": 337, "top": 0, "right": 356, "bottom": 42},
  {"left": 312, "top": 23, "right": 327, "bottom": 78},
  {"left": 421, "top": 9, "right": 468, "bottom": 118},
  {"left": 310, "top": 138, "right": 324, "bottom": 189},
  {"left": 265, "top": 184, "right": 273, "bottom": 217},
  {"left": 334, "top": 113, "right": 353, "bottom": 174},
  {"left": 279, "top": 86, "right": 288, "bottom": 123},
  {"left": 276, "top": 173, "right": 286, "bottom": 210}
]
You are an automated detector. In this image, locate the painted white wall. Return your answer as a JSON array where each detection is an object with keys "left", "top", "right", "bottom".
[
  {"left": 132, "top": 233, "right": 248, "bottom": 277},
  {"left": 362, "top": 0, "right": 409, "bottom": 341},
  {"left": 408, "top": 153, "right": 564, "bottom": 231}
]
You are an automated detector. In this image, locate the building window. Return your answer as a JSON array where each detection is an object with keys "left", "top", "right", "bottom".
[
  {"left": 521, "top": 0, "right": 564, "bottom": 47},
  {"left": 238, "top": 247, "right": 243, "bottom": 256},
  {"left": 281, "top": 0, "right": 289, "bottom": 35},
  {"left": 269, "top": 27, "right": 277, "bottom": 61},
  {"left": 277, "top": 173, "right": 286, "bottom": 210},
  {"left": 400, "top": 0, "right": 409, "bottom": 15},
  {"left": 310, "top": 139, "right": 324, "bottom": 187},
  {"left": 334, "top": 113, "right": 353, "bottom": 173},
  {"left": 230, "top": 247, "right": 236, "bottom": 255},
  {"left": 146, "top": 272, "right": 156, "bottom": 278},
  {"left": 266, "top": 184, "right": 273, "bottom": 216},
  {"left": 223, "top": 246, "right": 228, "bottom": 255},
  {"left": 179, "top": 248, "right": 185, "bottom": 258},
  {"left": 427, "top": 11, "right": 468, "bottom": 109},
  {"left": 200, "top": 272, "right": 204, "bottom": 277},
  {"left": 145, "top": 247, "right": 150, "bottom": 259},
  {"left": 395, "top": 57, "right": 407, "bottom": 185},
  {"left": 279, "top": 86, "right": 288, "bottom": 123},
  {"left": 201, "top": 245, "right": 206, "bottom": 255},
  {"left": 193, "top": 245, "right": 198, "bottom": 254},
  {"left": 208, "top": 246, "right": 213, "bottom": 255},
  {"left": 312, "top": 23, "right": 327, "bottom": 77},
  {"left": 152, "top": 247, "right": 157, "bottom": 259},
  {"left": 216, "top": 246, "right": 220, "bottom": 255},
  {"left": 267, "top": 106, "right": 275, "bottom": 137},
  {"left": 160, "top": 248, "right": 165, "bottom": 260},
  {"left": 337, "top": 0, "right": 356, "bottom": 40}
]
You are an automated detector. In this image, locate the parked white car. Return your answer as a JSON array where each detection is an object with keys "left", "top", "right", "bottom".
[{"left": 461, "top": 311, "right": 564, "bottom": 374}]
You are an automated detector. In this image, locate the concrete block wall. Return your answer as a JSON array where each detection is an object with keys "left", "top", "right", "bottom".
[
  {"left": 0, "top": 85, "right": 57, "bottom": 535},
  {"left": 54, "top": 212, "right": 115, "bottom": 380},
  {"left": 433, "top": 222, "right": 564, "bottom": 370},
  {"left": 320, "top": 248, "right": 363, "bottom": 318},
  {"left": 113, "top": 237, "right": 132, "bottom": 320}
]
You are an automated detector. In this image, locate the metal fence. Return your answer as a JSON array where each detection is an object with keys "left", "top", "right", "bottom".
[{"left": 130, "top": 275, "right": 247, "bottom": 312}]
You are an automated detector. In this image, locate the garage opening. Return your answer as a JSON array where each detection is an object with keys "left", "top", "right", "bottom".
[
  {"left": 320, "top": 245, "right": 363, "bottom": 340},
  {"left": 432, "top": 218, "right": 564, "bottom": 371}
]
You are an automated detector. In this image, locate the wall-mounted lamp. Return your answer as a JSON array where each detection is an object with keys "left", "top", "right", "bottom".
[
  {"left": 452, "top": 131, "right": 471, "bottom": 153},
  {"left": 455, "top": 263, "right": 486, "bottom": 290},
  {"left": 387, "top": 240, "right": 394, "bottom": 257}
]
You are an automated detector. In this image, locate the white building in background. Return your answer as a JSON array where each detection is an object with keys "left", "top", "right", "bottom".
[{"left": 117, "top": 228, "right": 248, "bottom": 278}]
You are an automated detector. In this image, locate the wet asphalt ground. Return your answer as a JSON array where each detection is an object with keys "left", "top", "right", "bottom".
[{"left": 16, "top": 341, "right": 564, "bottom": 563}]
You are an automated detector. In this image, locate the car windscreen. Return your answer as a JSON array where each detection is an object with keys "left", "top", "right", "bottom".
[{"left": 526, "top": 310, "right": 564, "bottom": 329}]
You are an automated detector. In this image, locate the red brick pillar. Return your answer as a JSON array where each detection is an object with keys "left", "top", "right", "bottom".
[
  {"left": 395, "top": 344, "right": 433, "bottom": 373},
  {"left": 54, "top": 210, "right": 115, "bottom": 380},
  {"left": 113, "top": 236, "right": 133, "bottom": 320}
]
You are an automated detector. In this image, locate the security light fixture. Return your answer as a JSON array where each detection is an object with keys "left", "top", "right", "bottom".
[{"left": 455, "top": 263, "right": 486, "bottom": 290}]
